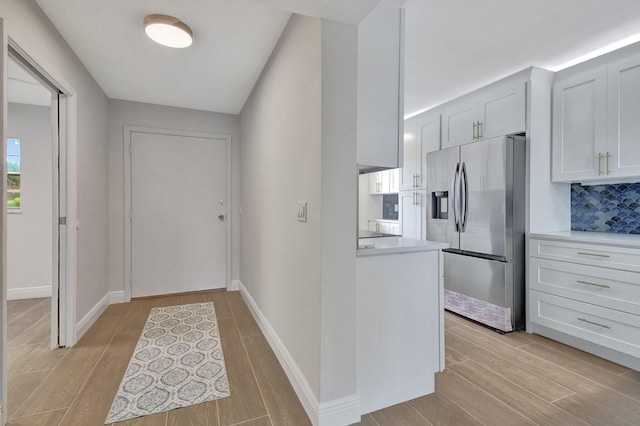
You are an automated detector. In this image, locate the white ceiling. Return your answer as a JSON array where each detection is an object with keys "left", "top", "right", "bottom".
[
  {"left": 7, "top": 56, "right": 53, "bottom": 107},
  {"left": 34, "top": 0, "right": 640, "bottom": 117},
  {"left": 35, "top": 0, "right": 293, "bottom": 114},
  {"left": 404, "top": 0, "right": 640, "bottom": 117}
]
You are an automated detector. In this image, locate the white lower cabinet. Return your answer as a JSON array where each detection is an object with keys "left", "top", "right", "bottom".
[
  {"left": 529, "top": 291, "right": 640, "bottom": 358},
  {"left": 400, "top": 190, "right": 425, "bottom": 240},
  {"left": 368, "top": 219, "right": 401, "bottom": 235},
  {"left": 529, "top": 235, "right": 640, "bottom": 369}
]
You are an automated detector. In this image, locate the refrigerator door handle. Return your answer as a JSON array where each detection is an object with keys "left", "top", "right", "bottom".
[
  {"left": 461, "top": 162, "right": 469, "bottom": 232},
  {"left": 452, "top": 162, "right": 460, "bottom": 232}
]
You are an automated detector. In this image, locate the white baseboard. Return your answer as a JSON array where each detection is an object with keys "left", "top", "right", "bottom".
[
  {"left": 7, "top": 285, "right": 52, "bottom": 300},
  {"left": 318, "top": 394, "right": 361, "bottom": 426},
  {"left": 75, "top": 290, "right": 126, "bottom": 342},
  {"left": 228, "top": 280, "right": 241, "bottom": 291},
  {"left": 109, "top": 290, "right": 125, "bottom": 304},
  {"left": 238, "top": 282, "right": 361, "bottom": 426}
]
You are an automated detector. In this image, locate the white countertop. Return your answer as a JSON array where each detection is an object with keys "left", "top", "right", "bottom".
[
  {"left": 357, "top": 237, "right": 448, "bottom": 256},
  {"left": 530, "top": 231, "right": 640, "bottom": 249}
]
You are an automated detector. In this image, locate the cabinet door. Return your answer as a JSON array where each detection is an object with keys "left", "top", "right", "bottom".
[
  {"left": 369, "top": 172, "right": 383, "bottom": 194},
  {"left": 378, "top": 222, "right": 391, "bottom": 234},
  {"left": 607, "top": 57, "right": 640, "bottom": 178},
  {"left": 389, "top": 168, "right": 400, "bottom": 193},
  {"left": 400, "top": 191, "right": 423, "bottom": 239},
  {"left": 479, "top": 80, "right": 525, "bottom": 140},
  {"left": 419, "top": 114, "right": 441, "bottom": 189},
  {"left": 380, "top": 170, "right": 391, "bottom": 193},
  {"left": 441, "top": 100, "right": 477, "bottom": 149},
  {"left": 357, "top": 2, "right": 404, "bottom": 169},
  {"left": 551, "top": 69, "right": 607, "bottom": 182},
  {"left": 401, "top": 117, "right": 420, "bottom": 190}
]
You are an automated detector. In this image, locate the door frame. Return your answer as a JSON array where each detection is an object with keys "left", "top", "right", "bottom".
[
  {"left": 6, "top": 37, "right": 78, "bottom": 349},
  {"left": 123, "top": 126, "right": 232, "bottom": 302}
]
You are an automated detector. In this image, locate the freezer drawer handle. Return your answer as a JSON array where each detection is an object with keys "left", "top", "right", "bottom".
[
  {"left": 577, "top": 252, "right": 610, "bottom": 258},
  {"left": 576, "top": 280, "right": 610, "bottom": 289},
  {"left": 577, "top": 317, "right": 610, "bottom": 329}
]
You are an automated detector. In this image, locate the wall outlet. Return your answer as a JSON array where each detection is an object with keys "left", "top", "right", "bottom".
[{"left": 297, "top": 201, "right": 307, "bottom": 222}]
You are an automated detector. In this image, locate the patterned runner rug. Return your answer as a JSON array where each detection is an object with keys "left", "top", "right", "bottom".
[{"left": 105, "top": 302, "right": 230, "bottom": 423}]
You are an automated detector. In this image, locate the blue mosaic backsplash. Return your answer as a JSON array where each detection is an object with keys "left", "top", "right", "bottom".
[{"left": 571, "top": 182, "right": 640, "bottom": 234}]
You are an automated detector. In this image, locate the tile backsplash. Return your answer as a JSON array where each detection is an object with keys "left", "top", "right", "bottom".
[
  {"left": 571, "top": 182, "right": 640, "bottom": 234},
  {"left": 383, "top": 194, "right": 398, "bottom": 220}
]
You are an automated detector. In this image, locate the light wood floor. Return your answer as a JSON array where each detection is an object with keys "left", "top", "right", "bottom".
[{"left": 7, "top": 293, "right": 640, "bottom": 425}]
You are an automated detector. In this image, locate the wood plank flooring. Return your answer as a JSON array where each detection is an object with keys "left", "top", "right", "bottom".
[{"left": 7, "top": 295, "right": 640, "bottom": 425}]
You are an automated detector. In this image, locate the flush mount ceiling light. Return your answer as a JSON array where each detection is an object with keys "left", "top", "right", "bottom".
[{"left": 144, "top": 14, "right": 193, "bottom": 48}]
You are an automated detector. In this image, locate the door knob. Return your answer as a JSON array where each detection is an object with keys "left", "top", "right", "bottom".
[{"left": 218, "top": 214, "right": 225, "bottom": 221}]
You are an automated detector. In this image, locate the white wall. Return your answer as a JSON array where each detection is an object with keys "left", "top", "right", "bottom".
[
  {"left": 318, "top": 18, "right": 358, "bottom": 407},
  {"left": 240, "top": 13, "right": 360, "bottom": 423},
  {"left": 107, "top": 100, "right": 241, "bottom": 294},
  {"left": 0, "top": 0, "right": 110, "bottom": 323},
  {"left": 240, "top": 13, "right": 323, "bottom": 399},
  {"left": 7, "top": 102, "right": 52, "bottom": 299}
]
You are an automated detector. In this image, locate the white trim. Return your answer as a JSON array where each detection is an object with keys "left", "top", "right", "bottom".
[
  {"left": 228, "top": 280, "right": 241, "bottom": 291},
  {"left": 7, "top": 286, "right": 52, "bottom": 300},
  {"left": 238, "top": 282, "right": 320, "bottom": 423},
  {"left": 123, "top": 126, "right": 232, "bottom": 301},
  {"left": 238, "top": 282, "right": 362, "bottom": 425},
  {"left": 7, "top": 37, "right": 78, "bottom": 349},
  {"left": 75, "top": 292, "right": 110, "bottom": 342},
  {"left": 109, "top": 290, "right": 125, "bottom": 304},
  {"left": 318, "top": 394, "right": 361, "bottom": 426}
]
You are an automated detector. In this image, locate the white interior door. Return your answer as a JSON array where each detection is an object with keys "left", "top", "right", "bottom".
[{"left": 130, "top": 131, "right": 227, "bottom": 298}]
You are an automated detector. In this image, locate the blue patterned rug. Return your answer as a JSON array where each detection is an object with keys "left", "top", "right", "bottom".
[{"left": 105, "top": 302, "right": 230, "bottom": 423}]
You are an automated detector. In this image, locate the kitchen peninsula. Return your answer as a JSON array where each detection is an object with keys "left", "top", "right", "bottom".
[{"left": 356, "top": 237, "right": 447, "bottom": 414}]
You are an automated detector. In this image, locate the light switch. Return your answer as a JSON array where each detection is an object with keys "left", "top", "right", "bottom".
[{"left": 297, "top": 201, "right": 307, "bottom": 222}]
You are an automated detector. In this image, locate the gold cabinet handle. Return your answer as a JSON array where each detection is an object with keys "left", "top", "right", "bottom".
[
  {"left": 577, "top": 252, "right": 610, "bottom": 258},
  {"left": 577, "top": 317, "right": 610, "bottom": 329},
  {"left": 607, "top": 151, "right": 611, "bottom": 175},
  {"left": 577, "top": 280, "right": 610, "bottom": 289},
  {"left": 598, "top": 152, "right": 603, "bottom": 176}
]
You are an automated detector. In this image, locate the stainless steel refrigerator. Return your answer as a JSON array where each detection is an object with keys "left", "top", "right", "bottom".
[{"left": 426, "top": 135, "right": 525, "bottom": 332}]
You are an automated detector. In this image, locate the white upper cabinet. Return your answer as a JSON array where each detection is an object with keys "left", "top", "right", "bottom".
[
  {"left": 552, "top": 51, "right": 640, "bottom": 183},
  {"left": 552, "top": 70, "right": 608, "bottom": 182},
  {"left": 480, "top": 79, "right": 526, "bottom": 139},
  {"left": 357, "top": 0, "right": 405, "bottom": 171},
  {"left": 442, "top": 80, "right": 525, "bottom": 149},
  {"left": 607, "top": 57, "right": 640, "bottom": 178},
  {"left": 441, "top": 98, "right": 478, "bottom": 149},
  {"left": 401, "top": 111, "right": 440, "bottom": 190},
  {"left": 369, "top": 169, "right": 399, "bottom": 194}
]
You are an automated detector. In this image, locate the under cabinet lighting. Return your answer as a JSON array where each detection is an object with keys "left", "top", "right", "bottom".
[{"left": 144, "top": 14, "right": 193, "bottom": 48}]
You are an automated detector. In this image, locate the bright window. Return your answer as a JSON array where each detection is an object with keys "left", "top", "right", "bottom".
[{"left": 7, "top": 137, "right": 20, "bottom": 209}]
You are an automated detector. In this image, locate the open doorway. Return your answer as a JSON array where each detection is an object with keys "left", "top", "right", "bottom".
[{"left": 4, "top": 52, "right": 61, "bottom": 419}]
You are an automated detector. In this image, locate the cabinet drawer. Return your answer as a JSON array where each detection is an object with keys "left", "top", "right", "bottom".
[
  {"left": 530, "top": 258, "right": 640, "bottom": 315},
  {"left": 529, "top": 291, "right": 640, "bottom": 358},
  {"left": 530, "top": 238, "right": 640, "bottom": 273}
]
